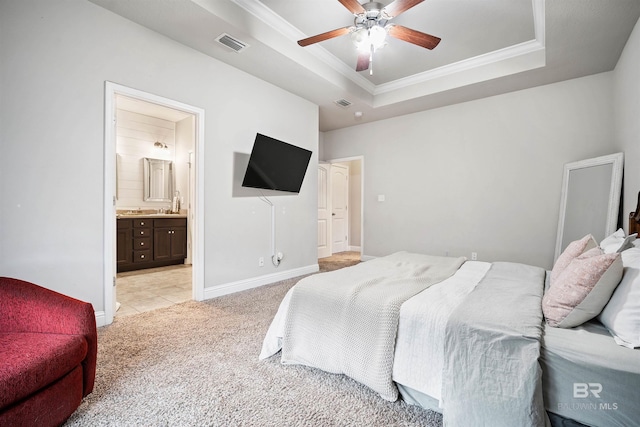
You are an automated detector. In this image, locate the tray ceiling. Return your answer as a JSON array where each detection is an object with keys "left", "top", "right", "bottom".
[{"left": 89, "top": 0, "right": 640, "bottom": 130}]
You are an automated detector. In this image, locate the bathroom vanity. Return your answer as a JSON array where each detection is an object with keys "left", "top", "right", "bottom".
[{"left": 117, "top": 215, "right": 187, "bottom": 272}]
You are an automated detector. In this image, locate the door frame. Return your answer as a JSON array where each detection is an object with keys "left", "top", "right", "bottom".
[
  {"left": 103, "top": 81, "right": 205, "bottom": 326},
  {"left": 325, "top": 156, "right": 365, "bottom": 257}
]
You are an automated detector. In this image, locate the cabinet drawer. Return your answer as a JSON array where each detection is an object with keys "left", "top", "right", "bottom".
[
  {"left": 133, "top": 237, "right": 152, "bottom": 249},
  {"left": 154, "top": 218, "right": 186, "bottom": 228},
  {"left": 133, "top": 249, "right": 152, "bottom": 262},
  {"left": 133, "top": 219, "right": 152, "bottom": 228},
  {"left": 133, "top": 228, "right": 151, "bottom": 237}
]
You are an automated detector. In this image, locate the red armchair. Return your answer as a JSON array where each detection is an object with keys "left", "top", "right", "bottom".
[{"left": 0, "top": 277, "right": 97, "bottom": 426}]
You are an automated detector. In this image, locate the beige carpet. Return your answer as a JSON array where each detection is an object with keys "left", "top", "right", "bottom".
[{"left": 64, "top": 254, "right": 443, "bottom": 426}]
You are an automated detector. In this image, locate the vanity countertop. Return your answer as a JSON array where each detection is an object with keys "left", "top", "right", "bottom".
[
  {"left": 116, "top": 209, "right": 187, "bottom": 219},
  {"left": 116, "top": 213, "right": 187, "bottom": 219}
]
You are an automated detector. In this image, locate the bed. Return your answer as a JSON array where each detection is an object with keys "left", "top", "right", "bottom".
[{"left": 260, "top": 230, "right": 640, "bottom": 426}]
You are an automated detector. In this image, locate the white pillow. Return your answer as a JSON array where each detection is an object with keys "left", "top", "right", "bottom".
[
  {"left": 598, "top": 248, "right": 640, "bottom": 348},
  {"left": 600, "top": 228, "right": 637, "bottom": 254},
  {"left": 544, "top": 247, "right": 623, "bottom": 328}
]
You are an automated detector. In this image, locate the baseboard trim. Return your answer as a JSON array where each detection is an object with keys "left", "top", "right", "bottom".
[
  {"left": 348, "top": 245, "right": 362, "bottom": 252},
  {"left": 203, "top": 264, "right": 319, "bottom": 300},
  {"left": 361, "top": 254, "right": 377, "bottom": 261},
  {"left": 95, "top": 311, "right": 107, "bottom": 327}
]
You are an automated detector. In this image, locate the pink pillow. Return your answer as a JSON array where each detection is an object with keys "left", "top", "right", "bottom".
[
  {"left": 550, "top": 234, "right": 598, "bottom": 285},
  {"left": 543, "top": 248, "right": 623, "bottom": 328}
]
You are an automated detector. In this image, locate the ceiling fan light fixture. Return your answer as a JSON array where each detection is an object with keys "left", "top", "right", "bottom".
[
  {"left": 297, "top": 0, "right": 438, "bottom": 74},
  {"left": 369, "top": 25, "right": 387, "bottom": 49},
  {"left": 351, "top": 25, "right": 387, "bottom": 52}
]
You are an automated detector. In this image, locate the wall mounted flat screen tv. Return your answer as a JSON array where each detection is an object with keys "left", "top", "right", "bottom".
[{"left": 242, "top": 133, "right": 312, "bottom": 193}]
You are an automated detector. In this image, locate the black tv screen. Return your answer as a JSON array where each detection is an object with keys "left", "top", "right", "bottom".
[{"left": 242, "top": 133, "right": 312, "bottom": 193}]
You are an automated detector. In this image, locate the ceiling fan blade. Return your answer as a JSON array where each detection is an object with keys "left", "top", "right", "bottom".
[
  {"left": 388, "top": 25, "right": 441, "bottom": 49},
  {"left": 297, "top": 27, "right": 351, "bottom": 47},
  {"left": 356, "top": 52, "right": 370, "bottom": 72},
  {"left": 337, "top": 0, "right": 366, "bottom": 15},
  {"left": 383, "top": 0, "right": 424, "bottom": 18}
]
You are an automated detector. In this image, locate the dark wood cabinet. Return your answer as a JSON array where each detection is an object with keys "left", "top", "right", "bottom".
[
  {"left": 117, "top": 217, "right": 187, "bottom": 272},
  {"left": 116, "top": 220, "right": 132, "bottom": 266},
  {"left": 153, "top": 219, "right": 187, "bottom": 262},
  {"left": 132, "top": 219, "right": 153, "bottom": 264}
]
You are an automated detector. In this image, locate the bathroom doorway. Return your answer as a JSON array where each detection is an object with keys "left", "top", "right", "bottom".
[
  {"left": 103, "top": 82, "right": 205, "bottom": 325},
  {"left": 114, "top": 95, "right": 195, "bottom": 316}
]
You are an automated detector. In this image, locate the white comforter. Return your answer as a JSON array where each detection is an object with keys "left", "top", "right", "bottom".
[{"left": 260, "top": 260, "right": 491, "bottom": 404}]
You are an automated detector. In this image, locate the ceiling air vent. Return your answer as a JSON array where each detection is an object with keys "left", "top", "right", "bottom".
[
  {"left": 215, "top": 33, "right": 250, "bottom": 53},
  {"left": 334, "top": 98, "right": 352, "bottom": 108}
]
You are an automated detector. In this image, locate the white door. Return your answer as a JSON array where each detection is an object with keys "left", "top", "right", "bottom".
[
  {"left": 331, "top": 164, "right": 349, "bottom": 253},
  {"left": 318, "top": 164, "right": 331, "bottom": 258}
]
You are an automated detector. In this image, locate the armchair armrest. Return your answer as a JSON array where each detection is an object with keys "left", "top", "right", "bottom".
[{"left": 0, "top": 277, "right": 97, "bottom": 396}]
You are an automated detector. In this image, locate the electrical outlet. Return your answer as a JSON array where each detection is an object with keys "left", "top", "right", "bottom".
[
  {"left": 471, "top": 252, "right": 478, "bottom": 261},
  {"left": 258, "top": 257, "right": 264, "bottom": 267}
]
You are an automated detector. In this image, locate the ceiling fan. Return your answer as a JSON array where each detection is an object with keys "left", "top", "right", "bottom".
[{"left": 297, "top": 0, "right": 441, "bottom": 74}]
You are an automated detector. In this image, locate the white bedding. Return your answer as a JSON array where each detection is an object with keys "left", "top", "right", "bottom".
[
  {"left": 267, "top": 252, "right": 466, "bottom": 401},
  {"left": 260, "top": 259, "right": 491, "bottom": 404},
  {"left": 260, "top": 253, "right": 640, "bottom": 427},
  {"left": 392, "top": 260, "right": 491, "bottom": 402}
]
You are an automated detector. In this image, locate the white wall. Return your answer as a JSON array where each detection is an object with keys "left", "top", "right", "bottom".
[
  {"left": 0, "top": 0, "right": 318, "bottom": 312},
  {"left": 323, "top": 73, "right": 617, "bottom": 269},
  {"left": 614, "top": 17, "right": 640, "bottom": 227}
]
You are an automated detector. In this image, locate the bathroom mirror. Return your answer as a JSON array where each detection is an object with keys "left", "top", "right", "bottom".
[
  {"left": 554, "top": 152, "right": 624, "bottom": 261},
  {"left": 143, "top": 157, "right": 174, "bottom": 202}
]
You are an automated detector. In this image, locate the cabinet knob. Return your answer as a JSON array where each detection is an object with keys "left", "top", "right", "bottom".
[
  {"left": 141, "top": 221, "right": 145, "bottom": 226},
  {"left": 140, "top": 242, "right": 144, "bottom": 246},
  {"left": 140, "top": 254, "right": 145, "bottom": 259},
  {"left": 140, "top": 231, "right": 144, "bottom": 235}
]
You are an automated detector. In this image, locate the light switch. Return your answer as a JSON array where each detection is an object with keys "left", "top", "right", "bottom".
[{"left": 378, "top": 195, "right": 385, "bottom": 202}]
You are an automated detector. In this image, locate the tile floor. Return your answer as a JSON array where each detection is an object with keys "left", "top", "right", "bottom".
[{"left": 115, "top": 264, "right": 192, "bottom": 317}]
